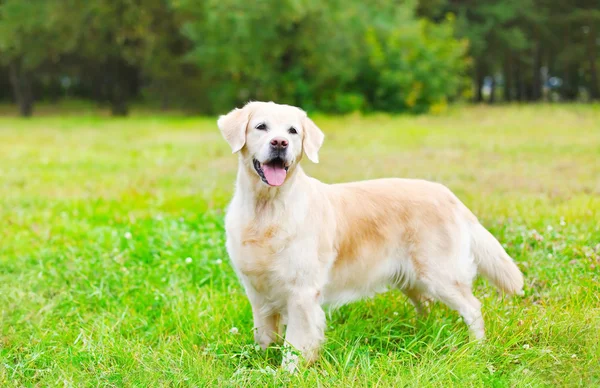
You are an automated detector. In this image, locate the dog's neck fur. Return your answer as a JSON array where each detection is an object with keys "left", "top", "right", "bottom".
[{"left": 235, "top": 158, "right": 308, "bottom": 216}]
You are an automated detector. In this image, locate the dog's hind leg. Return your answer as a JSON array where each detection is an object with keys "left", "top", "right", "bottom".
[
  {"left": 401, "top": 288, "right": 433, "bottom": 316},
  {"left": 424, "top": 278, "right": 485, "bottom": 340}
]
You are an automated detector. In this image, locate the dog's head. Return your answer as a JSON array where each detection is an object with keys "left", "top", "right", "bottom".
[{"left": 217, "top": 101, "right": 324, "bottom": 187}]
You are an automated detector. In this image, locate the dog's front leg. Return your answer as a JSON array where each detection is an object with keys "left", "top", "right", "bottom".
[
  {"left": 246, "top": 288, "right": 282, "bottom": 350},
  {"left": 281, "top": 288, "right": 325, "bottom": 373}
]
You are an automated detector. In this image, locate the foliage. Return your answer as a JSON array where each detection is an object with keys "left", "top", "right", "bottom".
[
  {"left": 0, "top": 0, "right": 83, "bottom": 115},
  {"left": 422, "top": 0, "right": 600, "bottom": 102},
  {"left": 176, "top": 0, "right": 467, "bottom": 114},
  {"left": 75, "top": 0, "right": 169, "bottom": 115},
  {"left": 0, "top": 0, "right": 80, "bottom": 69},
  {"left": 1, "top": 0, "right": 599, "bottom": 115},
  {"left": 0, "top": 0, "right": 468, "bottom": 115},
  {"left": 362, "top": 13, "right": 467, "bottom": 113}
]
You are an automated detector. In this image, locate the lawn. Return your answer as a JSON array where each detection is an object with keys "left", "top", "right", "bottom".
[{"left": 1, "top": 104, "right": 599, "bottom": 387}]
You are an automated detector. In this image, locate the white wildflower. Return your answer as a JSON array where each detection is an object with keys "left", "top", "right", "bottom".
[
  {"left": 229, "top": 327, "right": 239, "bottom": 335},
  {"left": 185, "top": 257, "right": 193, "bottom": 264},
  {"left": 531, "top": 229, "right": 543, "bottom": 242},
  {"left": 124, "top": 232, "right": 132, "bottom": 239}
]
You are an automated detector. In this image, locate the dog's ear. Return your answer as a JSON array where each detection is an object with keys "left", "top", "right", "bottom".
[
  {"left": 302, "top": 116, "right": 324, "bottom": 163},
  {"left": 217, "top": 107, "right": 250, "bottom": 153}
]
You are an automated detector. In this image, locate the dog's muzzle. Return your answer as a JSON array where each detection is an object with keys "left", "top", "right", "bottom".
[{"left": 253, "top": 157, "right": 289, "bottom": 187}]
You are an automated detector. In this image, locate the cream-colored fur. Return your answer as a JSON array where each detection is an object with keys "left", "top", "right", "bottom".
[{"left": 218, "top": 101, "right": 524, "bottom": 372}]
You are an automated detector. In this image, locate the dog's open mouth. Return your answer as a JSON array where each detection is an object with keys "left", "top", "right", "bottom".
[{"left": 253, "top": 158, "right": 289, "bottom": 186}]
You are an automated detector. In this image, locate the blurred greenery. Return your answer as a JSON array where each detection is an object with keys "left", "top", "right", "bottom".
[{"left": 3, "top": 0, "right": 598, "bottom": 117}]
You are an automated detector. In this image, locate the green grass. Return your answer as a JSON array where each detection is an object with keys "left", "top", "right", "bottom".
[{"left": 1, "top": 104, "right": 599, "bottom": 387}]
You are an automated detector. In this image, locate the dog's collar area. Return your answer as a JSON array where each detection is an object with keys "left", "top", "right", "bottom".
[{"left": 253, "top": 158, "right": 289, "bottom": 186}]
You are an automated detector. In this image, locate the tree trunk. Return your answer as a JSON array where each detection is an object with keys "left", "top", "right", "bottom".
[
  {"left": 563, "top": 66, "right": 573, "bottom": 100},
  {"left": 571, "top": 64, "right": 580, "bottom": 100},
  {"left": 110, "top": 89, "right": 128, "bottom": 116},
  {"left": 589, "top": 23, "right": 599, "bottom": 100},
  {"left": 562, "top": 25, "right": 570, "bottom": 100},
  {"left": 531, "top": 30, "right": 542, "bottom": 101},
  {"left": 107, "top": 57, "right": 131, "bottom": 116},
  {"left": 515, "top": 60, "right": 524, "bottom": 101},
  {"left": 546, "top": 47, "right": 556, "bottom": 102},
  {"left": 474, "top": 62, "right": 485, "bottom": 103},
  {"left": 160, "top": 82, "right": 170, "bottom": 111},
  {"left": 489, "top": 75, "right": 496, "bottom": 104},
  {"left": 8, "top": 62, "right": 34, "bottom": 117},
  {"left": 504, "top": 53, "right": 513, "bottom": 102}
]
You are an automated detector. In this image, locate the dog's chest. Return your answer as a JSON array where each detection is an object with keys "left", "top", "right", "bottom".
[{"left": 233, "top": 222, "right": 297, "bottom": 294}]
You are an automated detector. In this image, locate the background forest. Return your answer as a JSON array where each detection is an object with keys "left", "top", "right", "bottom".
[{"left": 1, "top": 0, "right": 599, "bottom": 116}]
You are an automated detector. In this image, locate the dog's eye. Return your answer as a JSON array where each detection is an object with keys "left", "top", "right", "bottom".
[
  {"left": 256, "top": 123, "right": 267, "bottom": 131},
  {"left": 289, "top": 127, "right": 298, "bottom": 135}
]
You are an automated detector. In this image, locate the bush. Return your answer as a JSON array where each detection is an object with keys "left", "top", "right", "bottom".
[
  {"left": 176, "top": 0, "right": 468, "bottom": 114},
  {"left": 361, "top": 14, "right": 468, "bottom": 113}
]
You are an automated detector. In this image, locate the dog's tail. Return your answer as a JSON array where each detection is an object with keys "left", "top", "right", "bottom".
[{"left": 469, "top": 222, "right": 524, "bottom": 295}]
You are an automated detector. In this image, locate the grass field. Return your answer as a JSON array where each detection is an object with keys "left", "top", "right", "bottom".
[{"left": 1, "top": 104, "right": 599, "bottom": 387}]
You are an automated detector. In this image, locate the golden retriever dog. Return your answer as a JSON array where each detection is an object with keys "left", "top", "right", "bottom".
[{"left": 218, "top": 101, "right": 524, "bottom": 372}]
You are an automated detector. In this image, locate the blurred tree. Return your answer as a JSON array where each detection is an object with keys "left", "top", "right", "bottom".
[
  {"left": 3, "top": 0, "right": 594, "bottom": 113},
  {"left": 0, "top": 65, "right": 10, "bottom": 101},
  {"left": 76, "top": 1, "right": 154, "bottom": 115},
  {"left": 138, "top": 1, "right": 191, "bottom": 111},
  {"left": 447, "top": 0, "right": 539, "bottom": 102},
  {"left": 0, "top": 0, "right": 81, "bottom": 116},
  {"left": 176, "top": 0, "right": 367, "bottom": 113},
  {"left": 421, "top": 0, "right": 600, "bottom": 103},
  {"left": 360, "top": 2, "right": 467, "bottom": 112},
  {"left": 177, "top": 0, "right": 466, "bottom": 114},
  {"left": 566, "top": 5, "right": 600, "bottom": 100}
]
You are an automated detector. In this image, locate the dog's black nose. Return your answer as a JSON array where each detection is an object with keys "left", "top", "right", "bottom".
[{"left": 270, "top": 137, "right": 288, "bottom": 149}]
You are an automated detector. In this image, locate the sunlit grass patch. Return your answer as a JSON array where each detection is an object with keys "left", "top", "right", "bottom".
[{"left": 0, "top": 104, "right": 598, "bottom": 386}]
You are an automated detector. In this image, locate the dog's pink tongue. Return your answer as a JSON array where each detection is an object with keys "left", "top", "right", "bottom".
[{"left": 262, "top": 164, "right": 287, "bottom": 186}]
